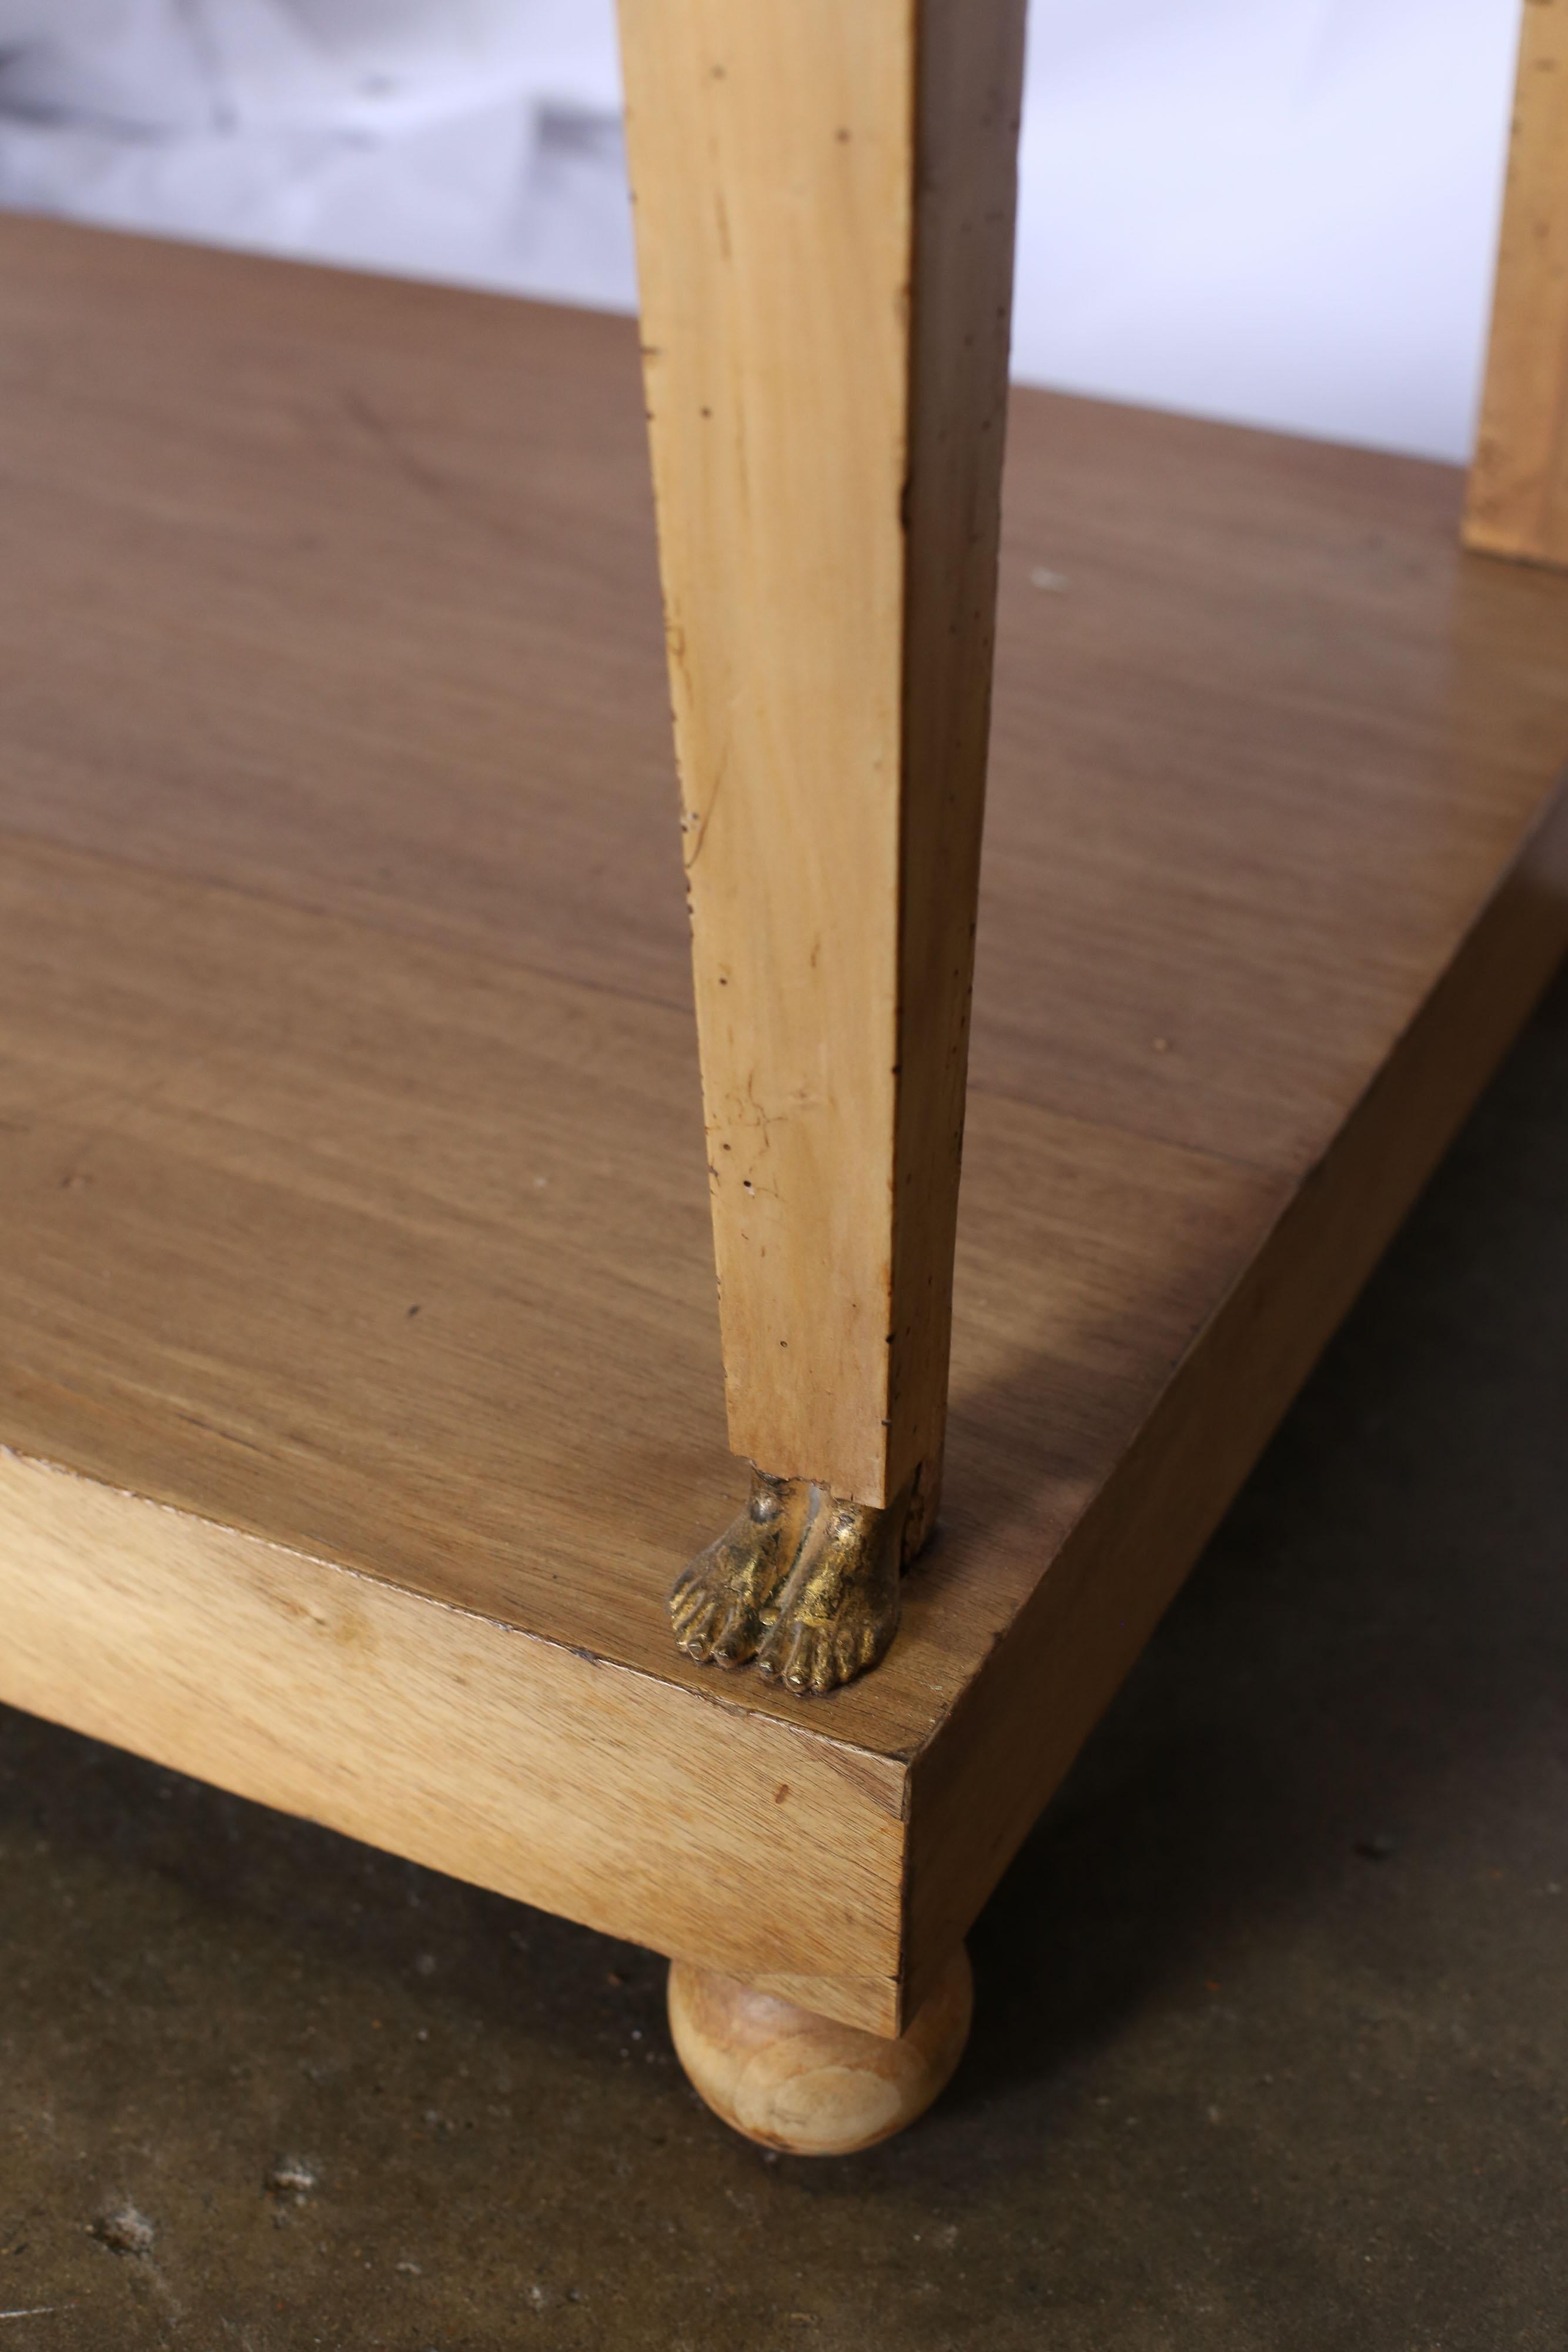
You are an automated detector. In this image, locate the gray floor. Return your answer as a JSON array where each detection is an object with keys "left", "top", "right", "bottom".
[{"left": 3, "top": 970, "right": 1566, "bottom": 2352}]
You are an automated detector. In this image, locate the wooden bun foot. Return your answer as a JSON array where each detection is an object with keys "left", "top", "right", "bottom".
[{"left": 667, "top": 1946, "right": 972, "bottom": 2155}]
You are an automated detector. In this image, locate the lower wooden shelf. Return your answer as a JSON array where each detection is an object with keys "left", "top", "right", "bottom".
[{"left": 1, "top": 218, "right": 1564, "bottom": 2036}]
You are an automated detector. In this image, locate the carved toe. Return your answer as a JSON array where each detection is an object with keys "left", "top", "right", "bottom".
[
  {"left": 709, "top": 1608, "right": 759, "bottom": 1667},
  {"left": 668, "top": 1468, "right": 812, "bottom": 1673}
]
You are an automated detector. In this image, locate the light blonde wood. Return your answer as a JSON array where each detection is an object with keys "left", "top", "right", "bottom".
[
  {"left": 0, "top": 1446, "right": 903, "bottom": 2026},
  {"left": 1, "top": 220, "right": 1566, "bottom": 2034},
  {"left": 905, "top": 777, "right": 1568, "bottom": 2010},
  {"left": 1466, "top": 0, "right": 1568, "bottom": 565},
  {"left": 668, "top": 1946, "right": 972, "bottom": 2154},
  {"left": 618, "top": 0, "right": 1025, "bottom": 1516}
]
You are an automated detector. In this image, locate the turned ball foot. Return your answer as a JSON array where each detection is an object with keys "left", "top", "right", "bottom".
[{"left": 667, "top": 1946, "right": 972, "bottom": 2155}]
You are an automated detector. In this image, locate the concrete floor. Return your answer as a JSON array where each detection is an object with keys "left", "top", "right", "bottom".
[{"left": 2, "top": 969, "right": 1566, "bottom": 2352}]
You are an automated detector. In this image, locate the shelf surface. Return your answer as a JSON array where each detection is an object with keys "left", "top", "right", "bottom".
[{"left": 2, "top": 216, "right": 1566, "bottom": 2032}]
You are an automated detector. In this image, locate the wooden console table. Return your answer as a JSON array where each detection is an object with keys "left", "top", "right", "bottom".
[{"left": 1, "top": 0, "right": 1565, "bottom": 2155}]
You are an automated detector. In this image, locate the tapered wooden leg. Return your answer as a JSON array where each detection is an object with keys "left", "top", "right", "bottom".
[
  {"left": 668, "top": 1947, "right": 973, "bottom": 2155},
  {"left": 620, "top": 0, "right": 1026, "bottom": 1686},
  {"left": 1465, "top": 0, "right": 1568, "bottom": 567}
]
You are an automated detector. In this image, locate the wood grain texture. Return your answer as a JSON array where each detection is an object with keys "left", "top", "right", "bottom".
[
  {"left": 2, "top": 222, "right": 1563, "bottom": 1181},
  {"left": 668, "top": 1946, "right": 973, "bottom": 2154},
  {"left": 1, "top": 220, "right": 1566, "bottom": 2030},
  {"left": 1466, "top": 0, "right": 1568, "bottom": 566},
  {"left": 905, "top": 779, "right": 1568, "bottom": 2011},
  {"left": 893, "top": 0, "right": 1027, "bottom": 1539},
  {"left": 0, "top": 830, "right": 1277, "bottom": 1764},
  {"left": 619, "top": 0, "right": 1025, "bottom": 1512},
  {"left": 0, "top": 1448, "right": 905, "bottom": 2028},
  {"left": 620, "top": 0, "right": 912, "bottom": 1505},
  {"left": 620, "top": 0, "right": 1034, "bottom": 1505}
]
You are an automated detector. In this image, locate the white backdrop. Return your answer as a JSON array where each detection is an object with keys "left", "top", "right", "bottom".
[{"left": 0, "top": 0, "right": 1524, "bottom": 460}]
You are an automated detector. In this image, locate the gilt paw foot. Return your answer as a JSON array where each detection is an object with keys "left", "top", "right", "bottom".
[{"left": 672, "top": 1475, "right": 907, "bottom": 1693}]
